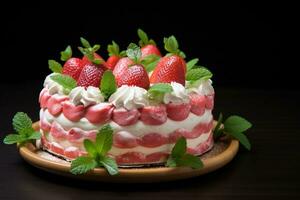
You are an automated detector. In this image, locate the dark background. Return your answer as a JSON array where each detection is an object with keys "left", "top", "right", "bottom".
[
  {"left": 1, "top": 1, "right": 287, "bottom": 89},
  {"left": 1, "top": 2, "right": 300, "bottom": 200}
]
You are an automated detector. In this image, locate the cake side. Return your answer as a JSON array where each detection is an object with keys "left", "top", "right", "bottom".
[{"left": 39, "top": 73, "right": 215, "bottom": 165}]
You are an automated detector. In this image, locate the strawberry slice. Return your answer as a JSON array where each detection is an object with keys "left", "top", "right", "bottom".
[
  {"left": 62, "top": 102, "right": 85, "bottom": 122},
  {"left": 116, "top": 152, "right": 145, "bottom": 164},
  {"left": 85, "top": 103, "right": 113, "bottom": 124},
  {"left": 189, "top": 93, "right": 206, "bottom": 116},
  {"left": 67, "top": 128, "right": 83, "bottom": 142},
  {"left": 50, "top": 142, "right": 64, "bottom": 155},
  {"left": 139, "top": 133, "right": 168, "bottom": 147},
  {"left": 112, "top": 107, "right": 140, "bottom": 126},
  {"left": 140, "top": 105, "right": 167, "bottom": 125},
  {"left": 50, "top": 122, "right": 67, "bottom": 139},
  {"left": 146, "top": 152, "right": 168, "bottom": 163},
  {"left": 205, "top": 94, "right": 214, "bottom": 109},
  {"left": 47, "top": 95, "right": 68, "bottom": 116},
  {"left": 64, "top": 147, "right": 80, "bottom": 159},
  {"left": 113, "top": 131, "right": 139, "bottom": 148},
  {"left": 166, "top": 102, "right": 191, "bottom": 121}
]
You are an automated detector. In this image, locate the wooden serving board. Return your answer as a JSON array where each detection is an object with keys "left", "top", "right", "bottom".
[{"left": 18, "top": 122, "right": 239, "bottom": 183}]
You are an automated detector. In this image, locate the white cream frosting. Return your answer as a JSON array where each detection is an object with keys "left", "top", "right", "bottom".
[
  {"left": 163, "top": 82, "right": 189, "bottom": 104},
  {"left": 69, "top": 86, "right": 104, "bottom": 107},
  {"left": 109, "top": 85, "right": 149, "bottom": 110},
  {"left": 187, "top": 79, "right": 214, "bottom": 95},
  {"left": 44, "top": 73, "right": 64, "bottom": 95}
]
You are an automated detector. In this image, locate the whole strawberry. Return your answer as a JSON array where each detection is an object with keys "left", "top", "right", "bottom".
[
  {"left": 115, "top": 43, "right": 150, "bottom": 89},
  {"left": 138, "top": 29, "right": 161, "bottom": 59},
  {"left": 77, "top": 37, "right": 107, "bottom": 87},
  {"left": 106, "top": 41, "right": 126, "bottom": 70},
  {"left": 150, "top": 36, "right": 186, "bottom": 86}
]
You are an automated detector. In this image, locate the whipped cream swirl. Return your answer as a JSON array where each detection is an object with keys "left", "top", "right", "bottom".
[
  {"left": 109, "top": 85, "right": 149, "bottom": 110},
  {"left": 69, "top": 86, "right": 104, "bottom": 107},
  {"left": 163, "top": 82, "right": 189, "bottom": 104},
  {"left": 188, "top": 79, "right": 214, "bottom": 95},
  {"left": 44, "top": 73, "right": 64, "bottom": 95}
]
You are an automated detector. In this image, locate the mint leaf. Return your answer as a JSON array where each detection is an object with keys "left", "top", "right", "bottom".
[
  {"left": 141, "top": 54, "right": 160, "bottom": 72},
  {"left": 186, "top": 58, "right": 199, "bottom": 71},
  {"left": 50, "top": 74, "right": 77, "bottom": 94},
  {"left": 95, "top": 124, "right": 113, "bottom": 155},
  {"left": 224, "top": 116, "right": 252, "bottom": 134},
  {"left": 92, "top": 44, "right": 100, "bottom": 52},
  {"left": 148, "top": 83, "right": 173, "bottom": 101},
  {"left": 186, "top": 67, "right": 212, "bottom": 83},
  {"left": 70, "top": 156, "right": 97, "bottom": 175},
  {"left": 107, "top": 41, "right": 120, "bottom": 56},
  {"left": 100, "top": 70, "right": 117, "bottom": 99},
  {"left": 171, "top": 137, "right": 186, "bottom": 158},
  {"left": 166, "top": 137, "right": 203, "bottom": 169},
  {"left": 126, "top": 43, "right": 142, "bottom": 63},
  {"left": 83, "top": 139, "right": 97, "bottom": 158},
  {"left": 229, "top": 132, "right": 251, "bottom": 150},
  {"left": 27, "top": 132, "right": 41, "bottom": 140},
  {"left": 213, "top": 113, "right": 224, "bottom": 139},
  {"left": 176, "top": 154, "right": 203, "bottom": 169},
  {"left": 137, "top": 28, "right": 149, "bottom": 46},
  {"left": 3, "top": 134, "right": 27, "bottom": 144},
  {"left": 60, "top": 45, "right": 72, "bottom": 61},
  {"left": 12, "top": 112, "right": 32, "bottom": 134},
  {"left": 48, "top": 60, "right": 62, "bottom": 73},
  {"left": 166, "top": 157, "right": 177, "bottom": 167},
  {"left": 164, "top": 35, "right": 185, "bottom": 58},
  {"left": 100, "top": 157, "right": 119, "bottom": 175},
  {"left": 80, "top": 37, "right": 91, "bottom": 48}
]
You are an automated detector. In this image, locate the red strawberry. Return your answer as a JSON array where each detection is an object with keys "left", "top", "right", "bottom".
[
  {"left": 62, "top": 58, "right": 83, "bottom": 80},
  {"left": 113, "top": 57, "right": 133, "bottom": 80},
  {"left": 150, "top": 55, "right": 186, "bottom": 86},
  {"left": 117, "top": 64, "right": 150, "bottom": 89},
  {"left": 81, "top": 53, "right": 105, "bottom": 67},
  {"left": 137, "top": 29, "right": 161, "bottom": 58},
  {"left": 77, "top": 63, "right": 106, "bottom": 87},
  {"left": 59, "top": 46, "right": 84, "bottom": 80},
  {"left": 106, "top": 41, "right": 126, "bottom": 70},
  {"left": 115, "top": 43, "right": 150, "bottom": 89}
]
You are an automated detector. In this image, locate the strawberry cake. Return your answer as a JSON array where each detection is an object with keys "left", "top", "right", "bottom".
[{"left": 38, "top": 31, "right": 215, "bottom": 166}]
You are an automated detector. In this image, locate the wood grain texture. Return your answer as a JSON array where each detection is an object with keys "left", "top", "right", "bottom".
[{"left": 1, "top": 82, "right": 300, "bottom": 199}]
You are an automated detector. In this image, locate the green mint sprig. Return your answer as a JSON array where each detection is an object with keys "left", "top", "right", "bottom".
[
  {"left": 147, "top": 83, "right": 173, "bottom": 101},
  {"left": 126, "top": 43, "right": 142, "bottom": 64},
  {"left": 186, "top": 67, "right": 213, "bottom": 84},
  {"left": 100, "top": 70, "right": 117, "bottom": 100},
  {"left": 60, "top": 45, "right": 72, "bottom": 61},
  {"left": 48, "top": 60, "right": 63, "bottom": 73},
  {"left": 78, "top": 37, "right": 102, "bottom": 65},
  {"left": 50, "top": 73, "right": 77, "bottom": 94},
  {"left": 141, "top": 54, "right": 161, "bottom": 72},
  {"left": 137, "top": 28, "right": 156, "bottom": 47},
  {"left": 70, "top": 124, "right": 119, "bottom": 176},
  {"left": 107, "top": 41, "right": 126, "bottom": 57},
  {"left": 186, "top": 58, "right": 199, "bottom": 71},
  {"left": 214, "top": 114, "right": 252, "bottom": 150},
  {"left": 166, "top": 137, "right": 203, "bottom": 169},
  {"left": 3, "top": 112, "right": 41, "bottom": 145},
  {"left": 164, "top": 35, "right": 186, "bottom": 58}
]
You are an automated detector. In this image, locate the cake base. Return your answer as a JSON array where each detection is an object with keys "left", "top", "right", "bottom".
[{"left": 18, "top": 122, "right": 239, "bottom": 183}]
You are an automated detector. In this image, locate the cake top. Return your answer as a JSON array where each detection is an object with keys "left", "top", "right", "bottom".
[{"left": 46, "top": 29, "right": 214, "bottom": 108}]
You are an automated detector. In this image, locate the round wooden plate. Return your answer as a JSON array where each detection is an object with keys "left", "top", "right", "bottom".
[{"left": 18, "top": 122, "right": 239, "bottom": 183}]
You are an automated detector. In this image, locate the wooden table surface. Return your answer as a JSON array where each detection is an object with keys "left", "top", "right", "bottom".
[{"left": 1, "top": 82, "right": 299, "bottom": 200}]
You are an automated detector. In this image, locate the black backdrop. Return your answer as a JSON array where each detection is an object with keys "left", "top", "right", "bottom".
[{"left": 1, "top": 1, "right": 285, "bottom": 89}]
